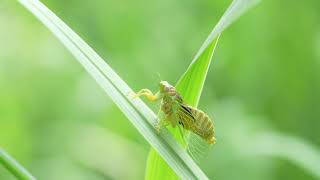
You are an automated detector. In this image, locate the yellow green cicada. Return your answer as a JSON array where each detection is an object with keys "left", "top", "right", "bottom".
[{"left": 133, "top": 81, "right": 216, "bottom": 145}]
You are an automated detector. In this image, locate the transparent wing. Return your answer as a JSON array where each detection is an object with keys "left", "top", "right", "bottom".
[
  {"left": 177, "top": 124, "right": 188, "bottom": 145},
  {"left": 177, "top": 104, "right": 212, "bottom": 163},
  {"left": 186, "top": 132, "right": 211, "bottom": 163}
]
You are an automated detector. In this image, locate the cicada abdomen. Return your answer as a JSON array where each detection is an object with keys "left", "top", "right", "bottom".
[{"left": 186, "top": 106, "right": 216, "bottom": 144}]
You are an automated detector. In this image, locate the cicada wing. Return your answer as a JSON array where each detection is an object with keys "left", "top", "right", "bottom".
[
  {"left": 177, "top": 123, "right": 189, "bottom": 145},
  {"left": 177, "top": 104, "right": 211, "bottom": 163},
  {"left": 186, "top": 132, "right": 211, "bottom": 163},
  {"left": 176, "top": 103, "right": 196, "bottom": 128}
]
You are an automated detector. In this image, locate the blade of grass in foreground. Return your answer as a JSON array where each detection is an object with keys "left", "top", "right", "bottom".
[
  {"left": 145, "top": 0, "right": 260, "bottom": 179},
  {"left": 0, "top": 148, "right": 36, "bottom": 180},
  {"left": 18, "top": 0, "right": 207, "bottom": 179}
]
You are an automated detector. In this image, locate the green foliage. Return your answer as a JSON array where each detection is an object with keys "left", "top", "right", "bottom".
[
  {"left": 176, "top": 39, "right": 219, "bottom": 106},
  {"left": 18, "top": 0, "right": 207, "bottom": 179},
  {"left": 1, "top": 0, "right": 319, "bottom": 179},
  {"left": 0, "top": 148, "right": 35, "bottom": 180},
  {"left": 251, "top": 132, "right": 320, "bottom": 179}
]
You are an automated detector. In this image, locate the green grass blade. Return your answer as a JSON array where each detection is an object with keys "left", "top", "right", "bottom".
[
  {"left": 191, "top": 0, "right": 260, "bottom": 66},
  {"left": 17, "top": 0, "right": 208, "bottom": 179},
  {"left": 0, "top": 148, "right": 36, "bottom": 180},
  {"left": 176, "top": 37, "right": 220, "bottom": 106},
  {"left": 145, "top": 0, "right": 260, "bottom": 179}
]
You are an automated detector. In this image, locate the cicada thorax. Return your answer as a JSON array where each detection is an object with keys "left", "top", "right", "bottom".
[
  {"left": 161, "top": 96, "right": 174, "bottom": 117},
  {"left": 160, "top": 86, "right": 183, "bottom": 128},
  {"left": 186, "top": 106, "right": 216, "bottom": 144}
]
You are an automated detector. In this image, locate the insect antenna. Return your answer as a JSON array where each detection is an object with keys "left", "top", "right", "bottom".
[{"left": 156, "top": 72, "right": 162, "bottom": 82}]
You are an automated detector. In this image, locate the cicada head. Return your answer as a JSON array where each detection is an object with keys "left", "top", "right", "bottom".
[{"left": 159, "top": 81, "right": 176, "bottom": 96}]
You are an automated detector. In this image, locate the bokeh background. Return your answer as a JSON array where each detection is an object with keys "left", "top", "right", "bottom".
[{"left": 1, "top": 0, "right": 320, "bottom": 179}]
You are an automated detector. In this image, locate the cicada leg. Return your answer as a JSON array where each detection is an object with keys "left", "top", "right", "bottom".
[
  {"left": 155, "top": 112, "right": 170, "bottom": 133},
  {"left": 155, "top": 120, "right": 167, "bottom": 133},
  {"left": 132, "top": 89, "right": 160, "bottom": 101}
]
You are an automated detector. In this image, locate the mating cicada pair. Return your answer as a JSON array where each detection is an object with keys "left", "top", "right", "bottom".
[{"left": 133, "top": 81, "right": 216, "bottom": 145}]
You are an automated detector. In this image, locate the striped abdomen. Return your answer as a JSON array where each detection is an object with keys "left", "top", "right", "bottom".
[{"left": 188, "top": 107, "right": 216, "bottom": 144}]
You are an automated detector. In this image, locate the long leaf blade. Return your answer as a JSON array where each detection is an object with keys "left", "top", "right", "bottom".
[
  {"left": 191, "top": 0, "right": 260, "bottom": 65},
  {"left": 17, "top": 0, "right": 207, "bottom": 179},
  {"left": 176, "top": 37, "right": 220, "bottom": 106}
]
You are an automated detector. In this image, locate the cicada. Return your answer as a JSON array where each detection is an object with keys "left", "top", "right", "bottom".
[{"left": 133, "top": 81, "right": 216, "bottom": 145}]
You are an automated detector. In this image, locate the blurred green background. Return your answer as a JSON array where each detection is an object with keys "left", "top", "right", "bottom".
[{"left": 1, "top": 0, "right": 320, "bottom": 179}]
